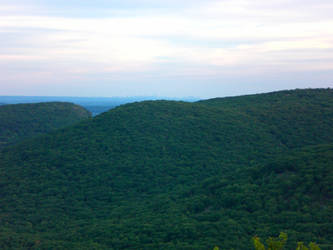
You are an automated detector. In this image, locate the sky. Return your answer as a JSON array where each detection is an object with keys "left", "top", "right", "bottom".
[{"left": 0, "top": 0, "right": 333, "bottom": 98}]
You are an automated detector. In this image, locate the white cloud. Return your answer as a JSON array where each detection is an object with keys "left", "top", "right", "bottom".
[{"left": 0, "top": 0, "right": 333, "bottom": 96}]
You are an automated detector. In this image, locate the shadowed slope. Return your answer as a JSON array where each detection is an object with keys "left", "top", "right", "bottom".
[{"left": 0, "top": 102, "right": 91, "bottom": 149}]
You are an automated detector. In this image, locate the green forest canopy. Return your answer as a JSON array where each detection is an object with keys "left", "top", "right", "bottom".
[
  {"left": 0, "top": 102, "right": 91, "bottom": 149},
  {"left": 0, "top": 89, "right": 332, "bottom": 249}
]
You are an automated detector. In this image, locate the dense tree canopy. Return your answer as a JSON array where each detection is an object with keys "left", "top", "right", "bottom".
[
  {"left": 0, "top": 89, "right": 332, "bottom": 249},
  {"left": 0, "top": 102, "right": 91, "bottom": 149}
]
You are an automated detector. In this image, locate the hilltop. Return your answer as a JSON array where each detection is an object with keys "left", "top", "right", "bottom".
[
  {"left": 0, "top": 96, "right": 199, "bottom": 116},
  {"left": 0, "top": 102, "right": 91, "bottom": 149},
  {"left": 0, "top": 89, "right": 332, "bottom": 249}
]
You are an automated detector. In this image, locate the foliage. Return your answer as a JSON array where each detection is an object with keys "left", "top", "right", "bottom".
[
  {"left": 253, "top": 232, "right": 320, "bottom": 250},
  {"left": 0, "top": 102, "right": 91, "bottom": 149},
  {"left": 253, "top": 232, "right": 287, "bottom": 250},
  {"left": 0, "top": 89, "right": 332, "bottom": 249},
  {"left": 296, "top": 242, "right": 321, "bottom": 250}
]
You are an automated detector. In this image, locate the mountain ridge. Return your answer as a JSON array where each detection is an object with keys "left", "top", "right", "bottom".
[
  {"left": 0, "top": 102, "right": 91, "bottom": 149},
  {"left": 0, "top": 88, "right": 332, "bottom": 249}
]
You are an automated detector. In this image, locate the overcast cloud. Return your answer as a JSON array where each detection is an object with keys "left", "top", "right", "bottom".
[{"left": 0, "top": 0, "right": 332, "bottom": 97}]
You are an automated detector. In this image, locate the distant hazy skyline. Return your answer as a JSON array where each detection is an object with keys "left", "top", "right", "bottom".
[{"left": 1, "top": 0, "right": 332, "bottom": 98}]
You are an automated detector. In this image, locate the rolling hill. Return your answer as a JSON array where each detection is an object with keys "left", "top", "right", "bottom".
[
  {"left": 0, "top": 89, "right": 332, "bottom": 249},
  {"left": 0, "top": 102, "right": 91, "bottom": 149}
]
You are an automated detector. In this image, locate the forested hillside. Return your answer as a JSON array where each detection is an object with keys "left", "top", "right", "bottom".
[
  {"left": 0, "top": 89, "right": 332, "bottom": 249},
  {"left": 0, "top": 102, "right": 91, "bottom": 149}
]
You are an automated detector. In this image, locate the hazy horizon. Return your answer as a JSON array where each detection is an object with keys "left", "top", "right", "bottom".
[
  {"left": 0, "top": 87, "right": 331, "bottom": 100},
  {"left": 1, "top": 0, "right": 333, "bottom": 98}
]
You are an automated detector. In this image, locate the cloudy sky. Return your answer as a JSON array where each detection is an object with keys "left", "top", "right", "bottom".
[{"left": 1, "top": 0, "right": 332, "bottom": 98}]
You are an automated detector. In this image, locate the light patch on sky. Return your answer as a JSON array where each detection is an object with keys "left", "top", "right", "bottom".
[{"left": 0, "top": 0, "right": 332, "bottom": 98}]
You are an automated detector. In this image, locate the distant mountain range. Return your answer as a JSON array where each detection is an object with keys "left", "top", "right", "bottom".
[{"left": 0, "top": 89, "right": 332, "bottom": 249}]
